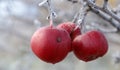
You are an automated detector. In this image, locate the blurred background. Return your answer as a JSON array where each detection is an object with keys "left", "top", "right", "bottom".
[{"left": 0, "top": 0, "right": 120, "bottom": 70}]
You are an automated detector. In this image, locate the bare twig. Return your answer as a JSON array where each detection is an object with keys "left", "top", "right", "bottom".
[
  {"left": 67, "top": 0, "right": 78, "bottom": 3},
  {"left": 41, "top": 0, "right": 120, "bottom": 31},
  {"left": 39, "top": 0, "right": 57, "bottom": 26},
  {"left": 86, "top": 0, "right": 120, "bottom": 23},
  {"left": 72, "top": 0, "right": 90, "bottom": 33},
  {"left": 89, "top": 6, "right": 120, "bottom": 31},
  {"left": 39, "top": 0, "right": 47, "bottom": 6},
  {"left": 103, "top": 0, "right": 108, "bottom": 9}
]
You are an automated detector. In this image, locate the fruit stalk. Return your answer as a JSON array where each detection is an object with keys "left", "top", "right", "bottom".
[{"left": 73, "top": 1, "right": 89, "bottom": 33}]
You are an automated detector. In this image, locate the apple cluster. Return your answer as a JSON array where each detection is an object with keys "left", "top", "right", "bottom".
[{"left": 30, "top": 22, "right": 108, "bottom": 64}]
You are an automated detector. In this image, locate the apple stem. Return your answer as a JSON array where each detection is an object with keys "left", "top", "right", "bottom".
[
  {"left": 39, "top": 0, "right": 57, "bottom": 27},
  {"left": 47, "top": 0, "right": 53, "bottom": 27},
  {"left": 73, "top": 0, "right": 89, "bottom": 33},
  {"left": 50, "top": 19, "right": 53, "bottom": 28},
  {"left": 46, "top": 0, "right": 57, "bottom": 27}
]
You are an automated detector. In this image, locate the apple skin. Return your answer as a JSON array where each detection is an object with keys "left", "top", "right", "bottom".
[
  {"left": 57, "top": 22, "right": 81, "bottom": 40},
  {"left": 72, "top": 30, "right": 108, "bottom": 62},
  {"left": 70, "top": 26, "right": 81, "bottom": 40},
  {"left": 31, "top": 26, "right": 71, "bottom": 64},
  {"left": 57, "top": 22, "right": 81, "bottom": 52}
]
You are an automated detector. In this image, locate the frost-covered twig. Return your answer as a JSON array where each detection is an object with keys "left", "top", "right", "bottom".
[
  {"left": 39, "top": 0, "right": 57, "bottom": 26},
  {"left": 72, "top": 0, "right": 90, "bottom": 33},
  {"left": 86, "top": 0, "right": 120, "bottom": 23},
  {"left": 89, "top": 6, "right": 120, "bottom": 31},
  {"left": 68, "top": 0, "right": 120, "bottom": 32},
  {"left": 103, "top": 0, "right": 108, "bottom": 9}
]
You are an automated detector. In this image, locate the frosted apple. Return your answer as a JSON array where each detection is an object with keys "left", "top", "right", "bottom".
[
  {"left": 72, "top": 30, "right": 108, "bottom": 62},
  {"left": 57, "top": 22, "right": 81, "bottom": 40},
  {"left": 31, "top": 26, "right": 71, "bottom": 64}
]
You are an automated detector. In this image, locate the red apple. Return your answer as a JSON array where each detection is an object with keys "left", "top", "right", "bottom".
[
  {"left": 70, "top": 26, "right": 81, "bottom": 40},
  {"left": 31, "top": 26, "right": 71, "bottom": 64},
  {"left": 57, "top": 22, "right": 81, "bottom": 40},
  {"left": 57, "top": 22, "right": 81, "bottom": 52},
  {"left": 57, "top": 22, "right": 76, "bottom": 34},
  {"left": 72, "top": 30, "right": 108, "bottom": 62}
]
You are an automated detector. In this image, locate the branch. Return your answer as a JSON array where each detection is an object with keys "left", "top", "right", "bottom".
[
  {"left": 86, "top": 0, "right": 120, "bottom": 23},
  {"left": 84, "top": 0, "right": 120, "bottom": 32},
  {"left": 66, "top": 0, "right": 120, "bottom": 32},
  {"left": 89, "top": 6, "right": 120, "bottom": 31},
  {"left": 103, "top": 0, "right": 108, "bottom": 9}
]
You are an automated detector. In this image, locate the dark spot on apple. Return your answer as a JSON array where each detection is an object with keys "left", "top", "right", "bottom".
[
  {"left": 57, "top": 37, "right": 62, "bottom": 43},
  {"left": 87, "top": 55, "right": 98, "bottom": 60}
]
